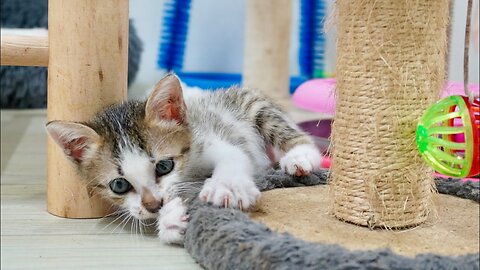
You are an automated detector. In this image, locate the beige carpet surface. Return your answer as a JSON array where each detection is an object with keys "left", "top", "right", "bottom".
[{"left": 250, "top": 185, "right": 479, "bottom": 257}]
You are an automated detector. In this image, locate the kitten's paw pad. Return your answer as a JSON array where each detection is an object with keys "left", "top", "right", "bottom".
[
  {"left": 199, "top": 176, "right": 260, "bottom": 210},
  {"left": 157, "top": 197, "right": 188, "bottom": 245},
  {"left": 280, "top": 144, "right": 322, "bottom": 176}
]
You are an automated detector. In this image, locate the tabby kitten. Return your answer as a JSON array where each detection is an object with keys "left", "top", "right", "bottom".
[{"left": 46, "top": 74, "right": 321, "bottom": 244}]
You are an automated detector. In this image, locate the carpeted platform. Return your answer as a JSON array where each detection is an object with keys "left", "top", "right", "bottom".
[
  {"left": 184, "top": 169, "right": 480, "bottom": 270},
  {"left": 251, "top": 185, "right": 479, "bottom": 257}
]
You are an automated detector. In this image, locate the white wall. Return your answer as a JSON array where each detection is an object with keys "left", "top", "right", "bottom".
[
  {"left": 448, "top": 0, "right": 479, "bottom": 85},
  {"left": 129, "top": 0, "right": 165, "bottom": 97},
  {"left": 129, "top": 0, "right": 479, "bottom": 97}
]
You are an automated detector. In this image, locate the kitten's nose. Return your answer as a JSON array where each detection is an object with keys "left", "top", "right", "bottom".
[
  {"left": 143, "top": 199, "right": 162, "bottom": 213},
  {"left": 141, "top": 188, "right": 163, "bottom": 213}
]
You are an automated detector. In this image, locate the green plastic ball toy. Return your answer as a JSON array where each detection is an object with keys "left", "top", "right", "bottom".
[{"left": 416, "top": 96, "right": 479, "bottom": 178}]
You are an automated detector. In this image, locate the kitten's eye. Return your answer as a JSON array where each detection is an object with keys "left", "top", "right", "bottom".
[
  {"left": 155, "top": 159, "right": 174, "bottom": 177},
  {"left": 109, "top": 178, "right": 132, "bottom": 194}
]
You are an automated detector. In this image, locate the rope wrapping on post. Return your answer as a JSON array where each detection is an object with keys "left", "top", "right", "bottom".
[{"left": 331, "top": 0, "right": 450, "bottom": 228}]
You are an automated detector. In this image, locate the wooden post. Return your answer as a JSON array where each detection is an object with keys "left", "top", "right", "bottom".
[
  {"left": 242, "top": 0, "right": 292, "bottom": 108},
  {"left": 0, "top": 31, "right": 48, "bottom": 67},
  {"left": 47, "top": 0, "right": 129, "bottom": 218}
]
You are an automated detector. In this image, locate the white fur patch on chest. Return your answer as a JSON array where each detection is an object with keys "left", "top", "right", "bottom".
[{"left": 120, "top": 148, "right": 155, "bottom": 188}]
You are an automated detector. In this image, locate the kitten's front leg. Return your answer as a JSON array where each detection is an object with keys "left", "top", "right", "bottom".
[
  {"left": 157, "top": 197, "right": 188, "bottom": 245},
  {"left": 242, "top": 92, "right": 323, "bottom": 176},
  {"left": 280, "top": 144, "right": 321, "bottom": 177},
  {"left": 199, "top": 139, "right": 261, "bottom": 209}
]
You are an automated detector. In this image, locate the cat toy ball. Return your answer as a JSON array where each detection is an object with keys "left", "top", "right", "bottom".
[{"left": 416, "top": 95, "right": 480, "bottom": 178}]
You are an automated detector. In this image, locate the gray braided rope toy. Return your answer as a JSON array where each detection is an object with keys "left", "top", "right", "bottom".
[{"left": 184, "top": 169, "right": 479, "bottom": 270}]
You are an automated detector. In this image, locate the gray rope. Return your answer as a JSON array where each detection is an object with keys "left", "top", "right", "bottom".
[
  {"left": 258, "top": 169, "right": 479, "bottom": 202},
  {"left": 184, "top": 169, "right": 479, "bottom": 270}
]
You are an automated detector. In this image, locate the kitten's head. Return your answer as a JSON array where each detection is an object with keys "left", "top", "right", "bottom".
[{"left": 46, "top": 74, "right": 191, "bottom": 220}]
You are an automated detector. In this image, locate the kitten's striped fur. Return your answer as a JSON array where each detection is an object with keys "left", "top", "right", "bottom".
[{"left": 46, "top": 74, "right": 321, "bottom": 244}]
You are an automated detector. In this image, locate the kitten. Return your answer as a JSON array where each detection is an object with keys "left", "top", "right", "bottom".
[{"left": 46, "top": 74, "right": 321, "bottom": 244}]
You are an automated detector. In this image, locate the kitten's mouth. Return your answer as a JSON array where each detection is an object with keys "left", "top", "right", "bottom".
[{"left": 135, "top": 210, "right": 160, "bottom": 220}]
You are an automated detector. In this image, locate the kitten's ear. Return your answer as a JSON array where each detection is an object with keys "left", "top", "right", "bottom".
[
  {"left": 145, "top": 73, "right": 186, "bottom": 124},
  {"left": 46, "top": 121, "right": 101, "bottom": 165}
]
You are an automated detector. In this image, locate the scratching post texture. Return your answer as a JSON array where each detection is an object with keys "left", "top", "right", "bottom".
[
  {"left": 47, "top": 0, "right": 128, "bottom": 218},
  {"left": 242, "top": 0, "right": 292, "bottom": 108},
  {"left": 331, "top": 1, "right": 449, "bottom": 228}
]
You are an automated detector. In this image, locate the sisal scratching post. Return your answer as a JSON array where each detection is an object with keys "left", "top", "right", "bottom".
[
  {"left": 242, "top": 0, "right": 292, "bottom": 108},
  {"left": 47, "top": 0, "right": 129, "bottom": 218},
  {"left": 331, "top": 0, "right": 449, "bottom": 228}
]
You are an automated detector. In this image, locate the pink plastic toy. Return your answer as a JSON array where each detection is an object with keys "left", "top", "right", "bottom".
[
  {"left": 292, "top": 78, "right": 336, "bottom": 115},
  {"left": 320, "top": 156, "right": 331, "bottom": 169},
  {"left": 293, "top": 79, "right": 479, "bottom": 116}
]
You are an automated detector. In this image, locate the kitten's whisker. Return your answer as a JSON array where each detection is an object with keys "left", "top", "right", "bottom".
[
  {"left": 140, "top": 219, "right": 156, "bottom": 227},
  {"left": 139, "top": 219, "right": 145, "bottom": 237},
  {"left": 102, "top": 211, "right": 129, "bottom": 232},
  {"left": 135, "top": 219, "right": 139, "bottom": 236},
  {"left": 172, "top": 187, "right": 201, "bottom": 192},
  {"left": 142, "top": 221, "right": 149, "bottom": 235},
  {"left": 131, "top": 219, "right": 135, "bottom": 236},
  {"left": 123, "top": 216, "right": 134, "bottom": 237},
  {"left": 173, "top": 181, "right": 199, "bottom": 186},
  {"left": 84, "top": 172, "right": 107, "bottom": 187},
  {"left": 171, "top": 183, "right": 203, "bottom": 190},
  {"left": 173, "top": 181, "right": 203, "bottom": 186},
  {"left": 128, "top": 217, "right": 135, "bottom": 241},
  {"left": 172, "top": 184, "right": 202, "bottom": 189},
  {"left": 132, "top": 218, "right": 138, "bottom": 237},
  {"left": 111, "top": 214, "right": 128, "bottom": 234},
  {"left": 113, "top": 213, "right": 131, "bottom": 234},
  {"left": 102, "top": 209, "right": 125, "bottom": 218}
]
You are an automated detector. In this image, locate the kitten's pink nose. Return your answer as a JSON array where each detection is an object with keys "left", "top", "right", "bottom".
[
  {"left": 143, "top": 199, "right": 162, "bottom": 213},
  {"left": 141, "top": 188, "right": 163, "bottom": 213}
]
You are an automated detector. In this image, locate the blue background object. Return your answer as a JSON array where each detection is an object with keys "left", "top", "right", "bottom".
[{"left": 157, "top": 0, "right": 326, "bottom": 93}]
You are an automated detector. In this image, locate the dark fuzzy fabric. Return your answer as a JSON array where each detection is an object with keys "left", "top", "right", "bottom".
[
  {"left": 435, "top": 177, "right": 480, "bottom": 202},
  {"left": 258, "top": 169, "right": 479, "bottom": 202},
  {"left": 256, "top": 168, "right": 328, "bottom": 191},
  {"left": 185, "top": 169, "right": 480, "bottom": 270},
  {"left": 0, "top": 0, "right": 143, "bottom": 109},
  {"left": 0, "top": 0, "right": 48, "bottom": 28},
  {"left": 0, "top": 67, "right": 47, "bottom": 108}
]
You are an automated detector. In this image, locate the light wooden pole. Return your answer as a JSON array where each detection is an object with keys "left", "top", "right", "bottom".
[
  {"left": 0, "top": 32, "right": 48, "bottom": 66},
  {"left": 0, "top": 1, "right": 129, "bottom": 218},
  {"left": 242, "top": 0, "right": 292, "bottom": 108},
  {"left": 47, "top": 0, "right": 129, "bottom": 218}
]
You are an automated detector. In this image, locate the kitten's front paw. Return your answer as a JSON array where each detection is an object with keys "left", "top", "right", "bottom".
[
  {"left": 280, "top": 144, "right": 322, "bottom": 176},
  {"left": 157, "top": 197, "right": 188, "bottom": 245},
  {"left": 199, "top": 175, "right": 260, "bottom": 210}
]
